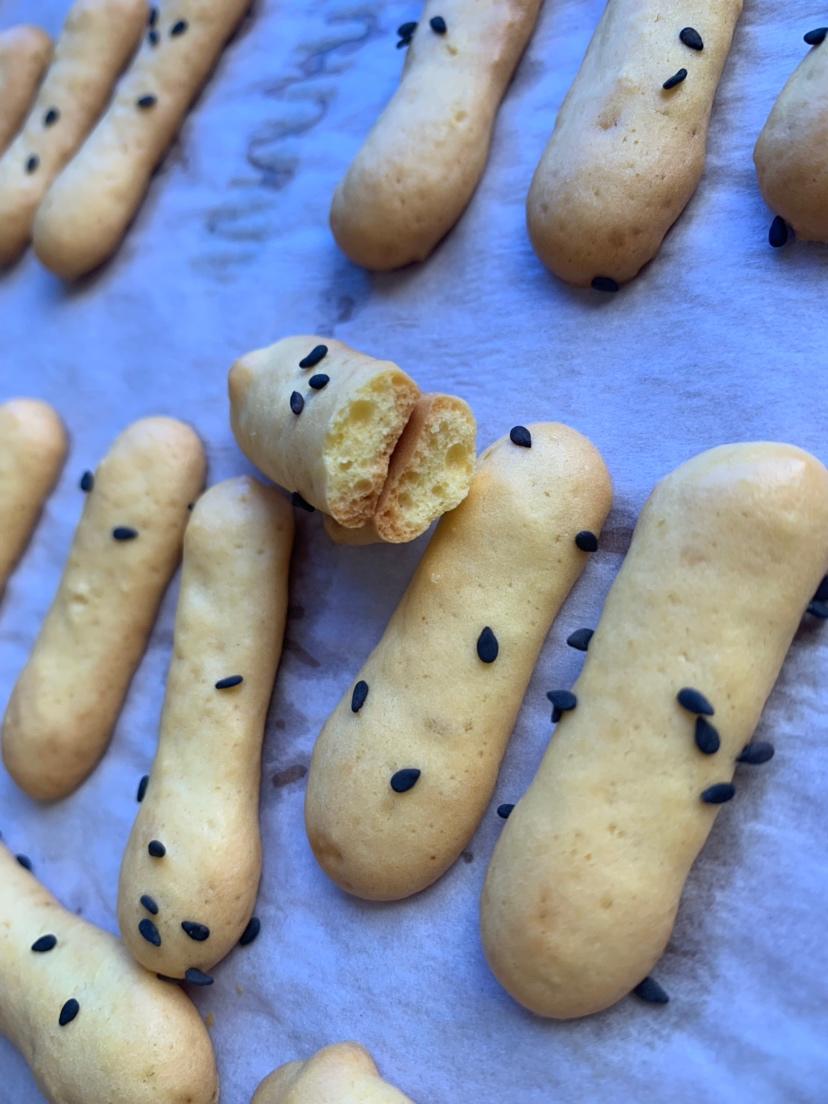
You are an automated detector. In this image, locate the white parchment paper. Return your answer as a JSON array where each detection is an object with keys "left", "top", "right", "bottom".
[{"left": 0, "top": 1, "right": 826, "bottom": 1101}]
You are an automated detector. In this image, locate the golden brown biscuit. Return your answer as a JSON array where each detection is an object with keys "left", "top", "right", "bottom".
[
  {"left": 253, "top": 1044, "right": 415, "bottom": 1104},
  {"left": 0, "top": 27, "right": 53, "bottom": 155}
]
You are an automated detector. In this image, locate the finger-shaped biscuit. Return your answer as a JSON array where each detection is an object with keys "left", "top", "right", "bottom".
[
  {"left": 0, "top": 0, "right": 146, "bottom": 267},
  {"left": 0, "top": 27, "right": 53, "bottom": 156},
  {"left": 2, "top": 417, "right": 205, "bottom": 802},
  {"left": 481, "top": 443, "right": 828, "bottom": 1019},
  {"left": 230, "top": 337, "right": 420, "bottom": 528},
  {"left": 118, "top": 476, "right": 293, "bottom": 980},
  {"left": 324, "top": 393, "right": 477, "bottom": 545},
  {"left": 305, "top": 424, "right": 612, "bottom": 900},
  {"left": 330, "top": 0, "right": 543, "bottom": 270},
  {"left": 754, "top": 32, "right": 828, "bottom": 243},
  {"left": 253, "top": 1043, "right": 415, "bottom": 1104},
  {"left": 0, "top": 399, "right": 67, "bottom": 597},
  {"left": 527, "top": 1, "right": 743, "bottom": 288},
  {"left": 0, "top": 842, "right": 219, "bottom": 1104},
  {"left": 34, "top": 0, "right": 250, "bottom": 279}
]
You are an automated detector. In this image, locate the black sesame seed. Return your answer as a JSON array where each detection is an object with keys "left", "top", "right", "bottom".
[
  {"left": 16, "top": 854, "right": 32, "bottom": 871},
  {"left": 148, "top": 28, "right": 159, "bottom": 45},
  {"left": 769, "top": 216, "right": 789, "bottom": 249},
  {"left": 396, "top": 37, "right": 410, "bottom": 48},
  {"left": 813, "top": 576, "right": 828, "bottom": 603},
  {"left": 701, "top": 782, "right": 735, "bottom": 805},
  {"left": 575, "top": 530, "right": 598, "bottom": 552},
  {"left": 807, "top": 599, "right": 828, "bottom": 619},
  {"left": 477, "top": 626, "right": 499, "bottom": 663},
  {"left": 804, "top": 27, "right": 828, "bottom": 46},
  {"left": 25, "top": 155, "right": 39, "bottom": 174},
  {"left": 291, "top": 491, "right": 315, "bottom": 512},
  {"left": 59, "top": 998, "right": 80, "bottom": 1026},
  {"left": 567, "top": 628, "right": 594, "bottom": 652},
  {"left": 140, "top": 894, "right": 159, "bottom": 915},
  {"left": 591, "top": 275, "right": 619, "bottom": 293},
  {"left": 397, "top": 21, "right": 417, "bottom": 37},
  {"left": 663, "top": 68, "right": 688, "bottom": 90},
  {"left": 736, "top": 741, "right": 775, "bottom": 766},
  {"left": 239, "top": 916, "right": 261, "bottom": 946},
  {"left": 185, "top": 967, "right": 214, "bottom": 986},
  {"left": 136, "top": 774, "right": 149, "bottom": 802},
  {"left": 215, "top": 675, "right": 243, "bottom": 690},
  {"left": 170, "top": 19, "right": 188, "bottom": 35},
  {"left": 112, "top": 526, "right": 138, "bottom": 541},
  {"left": 390, "top": 768, "right": 421, "bottom": 793},
  {"left": 148, "top": 5, "right": 158, "bottom": 26},
  {"left": 148, "top": 840, "right": 166, "bottom": 858},
  {"left": 299, "top": 344, "right": 328, "bottom": 369},
  {"left": 632, "top": 977, "right": 669, "bottom": 1005},
  {"left": 430, "top": 15, "right": 447, "bottom": 34},
  {"left": 43, "top": 108, "right": 60, "bottom": 127},
  {"left": 510, "top": 425, "right": 532, "bottom": 448},
  {"left": 290, "top": 391, "right": 305, "bottom": 415},
  {"left": 31, "top": 934, "right": 57, "bottom": 953},
  {"left": 139, "top": 918, "right": 162, "bottom": 947},
  {"left": 694, "top": 717, "right": 720, "bottom": 755},
  {"left": 309, "top": 373, "right": 329, "bottom": 390},
  {"left": 497, "top": 803, "right": 514, "bottom": 819},
  {"left": 547, "top": 690, "right": 577, "bottom": 714},
  {"left": 677, "top": 687, "right": 714, "bottom": 717},
  {"left": 679, "top": 27, "right": 703, "bottom": 51},
  {"left": 351, "top": 679, "right": 369, "bottom": 713},
  {"left": 182, "top": 921, "right": 210, "bottom": 942},
  {"left": 136, "top": 94, "right": 157, "bottom": 110},
  {"left": 79, "top": 470, "right": 94, "bottom": 492}
]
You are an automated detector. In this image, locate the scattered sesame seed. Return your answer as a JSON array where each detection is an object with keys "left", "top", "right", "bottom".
[
  {"left": 547, "top": 689, "right": 577, "bottom": 723},
  {"left": 591, "top": 275, "right": 619, "bottom": 293},
  {"left": 43, "top": 108, "right": 59, "bottom": 127},
  {"left": 148, "top": 5, "right": 158, "bottom": 26},
  {"left": 215, "top": 675, "right": 243, "bottom": 690},
  {"left": 677, "top": 687, "right": 714, "bottom": 716},
  {"left": 804, "top": 27, "right": 828, "bottom": 46},
  {"left": 694, "top": 717, "right": 720, "bottom": 755},
  {"left": 351, "top": 680, "right": 369, "bottom": 713},
  {"left": 575, "top": 530, "right": 598, "bottom": 552},
  {"left": 430, "top": 16, "right": 447, "bottom": 34},
  {"left": 397, "top": 21, "right": 417, "bottom": 37},
  {"left": 769, "top": 216, "right": 789, "bottom": 248},
  {"left": 633, "top": 977, "right": 669, "bottom": 1004},
  {"left": 170, "top": 19, "right": 188, "bottom": 35},
  {"left": 309, "top": 373, "right": 329, "bottom": 390},
  {"left": 16, "top": 855, "right": 32, "bottom": 871},
  {"left": 59, "top": 998, "right": 80, "bottom": 1026},
  {"left": 299, "top": 344, "right": 328, "bottom": 369},
  {"left": 390, "top": 768, "right": 421, "bottom": 793},
  {"left": 679, "top": 26, "right": 704, "bottom": 51},
  {"left": 290, "top": 391, "right": 305, "bottom": 415},
  {"left": 148, "top": 28, "right": 159, "bottom": 45},
  {"left": 137, "top": 774, "right": 149, "bottom": 802},
  {"left": 736, "top": 741, "right": 774, "bottom": 765},
  {"left": 139, "top": 918, "right": 162, "bottom": 946},
  {"left": 185, "top": 967, "right": 214, "bottom": 986},
  {"left": 148, "top": 840, "right": 166, "bottom": 858},
  {"left": 814, "top": 576, "right": 828, "bottom": 603},
  {"left": 567, "top": 628, "right": 593, "bottom": 652},
  {"left": 31, "top": 934, "right": 57, "bottom": 952},
  {"left": 477, "top": 626, "right": 499, "bottom": 663},
  {"left": 136, "top": 94, "right": 157, "bottom": 110},
  {"left": 509, "top": 425, "right": 532, "bottom": 448},
  {"left": 807, "top": 599, "right": 828, "bottom": 619},
  {"left": 140, "top": 894, "right": 159, "bottom": 915},
  {"left": 663, "top": 68, "right": 688, "bottom": 90},
  {"left": 291, "top": 491, "right": 315, "bottom": 512},
  {"left": 701, "top": 782, "right": 735, "bottom": 804},
  {"left": 25, "top": 155, "right": 39, "bottom": 174},
  {"left": 239, "top": 916, "right": 261, "bottom": 946},
  {"left": 182, "top": 921, "right": 210, "bottom": 942},
  {"left": 497, "top": 803, "right": 514, "bottom": 819},
  {"left": 112, "top": 526, "right": 138, "bottom": 541},
  {"left": 79, "top": 470, "right": 94, "bottom": 492}
]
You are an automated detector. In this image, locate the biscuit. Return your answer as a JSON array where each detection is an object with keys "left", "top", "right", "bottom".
[
  {"left": 0, "top": 0, "right": 146, "bottom": 267},
  {"left": 2, "top": 417, "right": 205, "bottom": 802},
  {"left": 0, "top": 27, "right": 53, "bottom": 156},
  {"left": 118, "top": 477, "right": 293, "bottom": 980},
  {"left": 481, "top": 442, "right": 828, "bottom": 1019},
  {"left": 330, "top": 0, "right": 543, "bottom": 270},
  {"left": 527, "top": 1, "right": 743, "bottom": 287},
  {"left": 754, "top": 32, "right": 828, "bottom": 242},
  {"left": 305, "top": 424, "right": 612, "bottom": 900},
  {"left": 229, "top": 337, "right": 420, "bottom": 528},
  {"left": 0, "top": 841, "right": 218, "bottom": 1104},
  {"left": 324, "top": 393, "right": 477, "bottom": 544},
  {"left": 34, "top": 0, "right": 250, "bottom": 279},
  {"left": 0, "top": 399, "right": 67, "bottom": 597},
  {"left": 253, "top": 1044, "right": 415, "bottom": 1104}
]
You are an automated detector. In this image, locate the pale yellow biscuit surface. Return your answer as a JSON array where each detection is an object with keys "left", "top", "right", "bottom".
[
  {"left": 34, "top": 0, "right": 250, "bottom": 278},
  {"left": 306, "top": 424, "right": 612, "bottom": 900},
  {"left": 754, "top": 39, "right": 828, "bottom": 242},
  {"left": 0, "top": 842, "right": 218, "bottom": 1104},
  {"left": 253, "top": 1044, "right": 415, "bottom": 1104},
  {"left": 0, "top": 398, "right": 67, "bottom": 596},
  {"left": 118, "top": 476, "right": 293, "bottom": 979},
  {"left": 527, "top": 0, "right": 742, "bottom": 287},
  {"left": 0, "top": 26, "right": 53, "bottom": 155},
  {"left": 0, "top": 0, "right": 146, "bottom": 267},
  {"left": 2, "top": 416, "right": 205, "bottom": 802},
  {"left": 230, "top": 337, "right": 420, "bottom": 528},
  {"left": 330, "top": 0, "right": 542, "bottom": 270},
  {"left": 482, "top": 443, "right": 828, "bottom": 1019}
]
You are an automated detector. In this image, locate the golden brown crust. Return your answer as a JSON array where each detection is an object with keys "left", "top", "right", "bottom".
[{"left": 0, "top": 26, "right": 53, "bottom": 155}]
